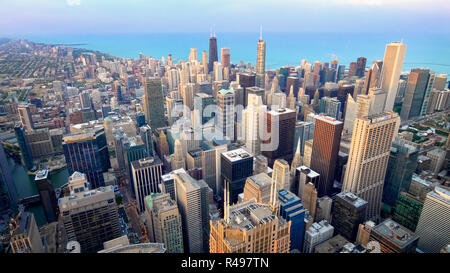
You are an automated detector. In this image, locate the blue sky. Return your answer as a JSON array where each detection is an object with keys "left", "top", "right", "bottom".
[{"left": 0, "top": 0, "right": 449, "bottom": 35}]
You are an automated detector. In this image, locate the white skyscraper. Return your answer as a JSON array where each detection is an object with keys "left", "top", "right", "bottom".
[
  {"left": 243, "top": 94, "right": 267, "bottom": 155},
  {"left": 342, "top": 111, "right": 400, "bottom": 220},
  {"left": 380, "top": 42, "right": 407, "bottom": 112}
]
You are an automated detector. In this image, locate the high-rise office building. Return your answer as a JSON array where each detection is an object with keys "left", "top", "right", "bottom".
[
  {"left": 131, "top": 156, "right": 163, "bottom": 213},
  {"left": 208, "top": 32, "right": 218, "bottom": 73},
  {"left": 343, "top": 112, "right": 400, "bottom": 220},
  {"left": 217, "top": 89, "right": 235, "bottom": 141},
  {"left": 243, "top": 172, "right": 272, "bottom": 204},
  {"left": 332, "top": 191, "right": 368, "bottom": 241},
  {"left": 210, "top": 198, "right": 291, "bottom": 253},
  {"left": 272, "top": 159, "right": 290, "bottom": 191},
  {"left": 380, "top": 42, "right": 407, "bottom": 112},
  {"left": 262, "top": 108, "right": 296, "bottom": 167},
  {"left": 0, "top": 142, "right": 18, "bottom": 213},
  {"left": 415, "top": 186, "right": 450, "bottom": 253},
  {"left": 255, "top": 28, "right": 266, "bottom": 89},
  {"left": 194, "top": 93, "right": 215, "bottom": 125},
  {"left": 243, "top": 94, "right": 267, "bottom": 155},
  {"left": 18, "top": 103, "right": 34, "bottom": 132},
  {"left": 9, "top": 211, "right": 44, "bottom": 253},
  {"left": 14, "top": 124, "right": 36, "bottom": 170},
  {"left": 220, "top": 148, "right": 254, "bottom": 204},
  {"left": 139, "top": 125, "right": 154, "bottom": 156},
  {"left": 382, "top": 139, "right": 418, "bottom": 212},
  {"left": 171, "top": 139, "right": 186, "bottom": 171},
  {"left": 166, "top": 169, "right": 210, "bottom": 253},
  {"left": 295, "top": 166, "right": 320, "bottom": 198},
  {"left": 79, "top": 90, "right": 92, "bottom": 109},
  {"left": 310, "top": 115, "right": 343, "bottom": 197},
  {"left": 143, "top": 77, "right": 165, "bottom": 130},
  {"left": 303, "top": 220, "right": 334, "bottom": 253},
  {"left": 400, "top": 68, "right": 431, "bottom": 121},
  {"left": 189, "top": 48, "right": 197, "bottom": 62},
  {"left": 278, "top": 189, "right": 306, "bottom": 252},
  {"left": 35, "top": 169, "right": 58, "bottom": 223},
  {"left": 362, "top": 60, "right": 383, "bottom": 94},
  {"left": 63, "top": 128, "right": 110, "bottom": 189},
  {"left": 302, "top": 182, "right": 318, "bottom": 219},
  {"left": 59, "top": 180, "right": 121, "bottom": 253},
  {"left": 220, "top": 48, "right": 230, "bottom": 68},
  {"left": 355, "top": 57, "right": 367, "bottom": 78},
  {"left": 144, "top": 193, "right": 184, "bottom": 253},
  {"left": 319, "top": 96, "right": 341, "bottom": 120}
]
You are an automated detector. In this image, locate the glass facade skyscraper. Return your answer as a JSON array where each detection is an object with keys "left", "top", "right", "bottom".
[{"left": 63, "top": 128, "right": 110, "bottom": 189}]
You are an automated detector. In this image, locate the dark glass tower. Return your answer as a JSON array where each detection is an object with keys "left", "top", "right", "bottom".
[
  {"left": 0, "top": 143, "right": 18, "bottom": 215},
  {"left": 382, "top": 139, "right": 419, "bottom": 213},
  {"left": 220, "top": 148, "right": 254, "bottom": 204},
  {"left": 35, "top": 169, "right": 58, "bottom": 223},
  {"left": 63, "top": 128, "right": 110, "bottom": 189},
  {"left": 208, "top": 34, "right": 218, "bottom": 73},
  {"left": 14, "top": 124, "right": 35, "bottom": 171}
]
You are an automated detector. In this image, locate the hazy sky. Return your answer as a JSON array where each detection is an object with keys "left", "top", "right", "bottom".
[{"left": 0, "top": 0, "right": 449, "bottom": 35}]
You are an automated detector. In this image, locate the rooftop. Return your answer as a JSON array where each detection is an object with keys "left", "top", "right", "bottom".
[
  {"left": 247, "top": 173, "right": 273, "bottom": 188},
  {"left": 297, "top": 166, "right": 320, "bottom": 178},
  {"left": 336, "top": 191, "right": 368, "bottom": 208},
  {"left": 372, "top": 219, "right": 418, "bottom": 247},
  {"left": 222, "top": 148, "right": 253, "bottom": 162},
  {"left": 35, "top": 169, "right": 49, "bottom": 181}
]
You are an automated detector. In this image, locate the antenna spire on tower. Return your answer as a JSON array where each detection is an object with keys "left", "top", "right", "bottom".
[
  {"left": 210, "top": 26, "right": 212, "bottom": 38},
  {"left": 213, "top": 24, "right": 216, "bottom": 38}
]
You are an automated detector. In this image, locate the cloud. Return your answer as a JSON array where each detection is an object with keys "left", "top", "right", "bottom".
[{"left": 66, "top": 0, "right": 81, "bottom": 6}]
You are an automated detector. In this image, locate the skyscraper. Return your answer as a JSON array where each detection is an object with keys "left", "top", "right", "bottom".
[
  {"left": 272, "top": 159, "right": 291, "bottom": 191},
  {"left": 210, "top": 198, "right": 291, "bottom": 253},
  {"left": 143, "top": 77, "right": 165, "bottom": 130},
  {"left": 262, "top": 108, "right": 296, "bottom": 167},
  {"left": 216, "top": 89, "right": 235, "bottom": 141},
  {"left": 380, "top": 42, "right": 407, "bottom": 112},
  {"left": 63, "top": 128, "right": 110, "bottom": 189},
  {"left": 220, "top": 148, "right": 254, "bottom": 204},
  {"left": 208, "top": 31, "right": 218, "bottom": 73},
  {"left": 0, "top": 139, "right": 16, "bottom": 209},
  {"left": 139, "top": 125, "right": 154, "bottom": 156},
  {"left": 171, "top": 139, "right": 186, "bottom": 171},
  {"left": 256, "top": 27, "right": 266, "bottom": 89},
  {"left": 415, "top": 186, "right": 450, "bottom": 253},
  {"left": 382, "top": 139, "right": 418, "bottom": 213},
  {"left": 220, "top": 48, "right": 230, "bottom": 68},
  {"left": 278, "top": 189, "right": 306, "bottom": 252},
  {"left": 243, "top": 94, "right": 267, "bottom": 155},
  {"left": 144, "top": 193, "right": 184, "bottom": 253},
  {"left": 310, "top": 115, "right": 343, "bottom": 197},
  {"left": 363, "top": 60, "right": 383, "bottom": 94},
  {"left": 35, "top": 169, "right": 58, "bottom": 223},
  {"left": 355, "top": 57, "right": 367, "bottom": 78},
  {"left": 17, "top": 103, "right": 34, "bottom": 132},
  {"left": 167, "top": 169, "right": 210, "bottom": 253},
  {"left": 59, "top": 179, "right": 121, "bottom": 253},
  {"left": 131, "top": 156, "right": 163, "bottom": 213},
  {"left": 332, "top": 191, "right": 368, "bottom": 241},
  {"left": 342, "top": 112, "right": 400, "bottom": 219},
  {"left": 400, "top": 68, "right": 431, "bottom": 121},
  {"left": 9, "top": 211, "right": 44, "bottom": 253}
]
